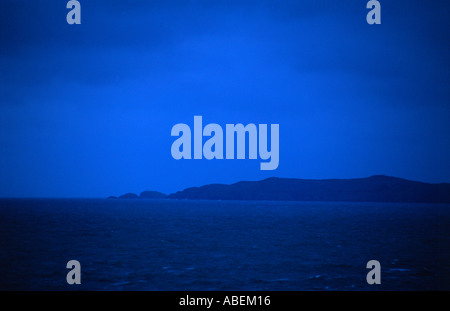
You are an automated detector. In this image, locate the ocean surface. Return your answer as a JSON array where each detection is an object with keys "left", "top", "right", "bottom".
[{"left": 0, "top": 199, "right": 449, "bottom": 291}]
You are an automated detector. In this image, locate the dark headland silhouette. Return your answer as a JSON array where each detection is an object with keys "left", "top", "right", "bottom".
[
  {"left": 111, "top": 175, "right": 450, "bottom": 203},
  {"left": 109, "top": 191, "right": 167, "bottom": 200}
]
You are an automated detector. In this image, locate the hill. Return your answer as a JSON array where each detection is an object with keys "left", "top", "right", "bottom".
[{"left": 166, "top": 175, "right": 450, "bottom": 203}]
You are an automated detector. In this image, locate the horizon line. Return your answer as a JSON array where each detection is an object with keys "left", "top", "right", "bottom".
[{"left": 1, "top": 174, "right": 450, "bottom": 199}]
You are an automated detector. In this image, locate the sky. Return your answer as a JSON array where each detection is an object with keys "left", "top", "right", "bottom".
[{"left": 0, "top": 0, "right": 449, "bottom": 198}]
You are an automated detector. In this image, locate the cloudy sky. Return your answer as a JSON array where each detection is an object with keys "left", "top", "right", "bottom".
[{"left": 0, "top": 0, "right": 449, "bottom": 197}]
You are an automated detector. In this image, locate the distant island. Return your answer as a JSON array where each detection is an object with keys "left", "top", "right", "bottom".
[
  {"left": 109, "top": 190, "right": 167, "bottom": 200},
  {"left": 110, "top": 175, "right": 450, "bottom": 204}
]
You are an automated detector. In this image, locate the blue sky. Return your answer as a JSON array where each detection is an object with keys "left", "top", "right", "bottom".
[{"left": 0, "top": 0, "right": 449, "bottom": 197}]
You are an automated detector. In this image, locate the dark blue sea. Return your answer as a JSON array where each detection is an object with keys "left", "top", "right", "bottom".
[{"left": 0, "top": 199, "right": 449, "bottom": 291}]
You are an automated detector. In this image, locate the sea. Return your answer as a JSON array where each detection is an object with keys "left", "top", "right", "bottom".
[{"left": 0, "top": 199, "right": 449, "bottom": 291}]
